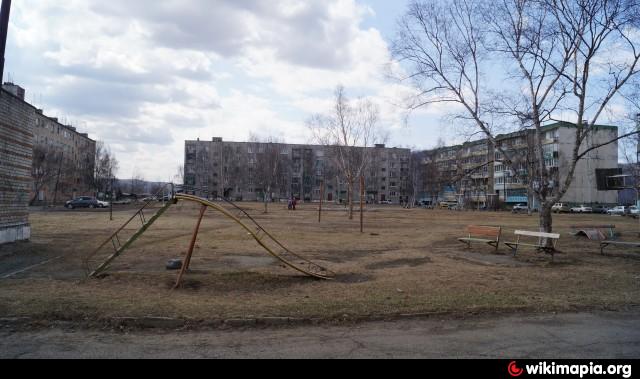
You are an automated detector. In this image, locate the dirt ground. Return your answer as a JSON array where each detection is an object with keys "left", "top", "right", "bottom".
[{"left": 0, "top": 202, "right": 639, "bottom": 324}]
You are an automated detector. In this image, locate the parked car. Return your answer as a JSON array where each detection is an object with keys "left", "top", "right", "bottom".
[
  {"left": 379, "top": 200, "right": 392, "bottom": 205},
  {"left": 607, "top": 206, "right": 629, "bottom": 215},
  {"left": 511, "top": 204, "right": 528, "bottom": 213},
  {"left": 65, "top": 196, "right": 99, "bottom": 209},
  {"left": 439, "top": 201, "right": 457, "bottom": 209},
  {"left": 570, "top": 205, "right": 593, "bottom": 213},
  {"left": 96, "top": 200, "right": 110, "bottom": 208},
  {"left": 551, "top": 203, "right": 571, "bottom": 213},
  {"left": 628, "top": 206, "right": 640, "bottom": 218},
  {"left": 592, "top": 205, "right": 610, "bottom": 214}
]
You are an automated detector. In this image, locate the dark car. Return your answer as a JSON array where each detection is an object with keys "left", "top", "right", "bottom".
[
  {"left": 592, "top": 205, "right": 610, "bottom": 214},
  {"left": 65, "top": 196, "right": 99, "bottom": 209}
]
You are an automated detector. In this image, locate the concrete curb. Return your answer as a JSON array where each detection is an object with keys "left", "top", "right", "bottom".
[{"left": 3, "top": 306, "right": 611, "bottom": 331}]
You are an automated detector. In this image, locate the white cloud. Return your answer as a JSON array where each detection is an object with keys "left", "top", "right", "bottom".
[{"left": 5, "top": 0, "right": 448, "bottom": 180}]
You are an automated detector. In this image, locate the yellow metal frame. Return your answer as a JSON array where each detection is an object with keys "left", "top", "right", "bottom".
[
  {"left": 174, "top": 194, "right": 334, "bottom": 280},
  {"left": 89, "top": 193, "right": 335, "bottom": 281}
]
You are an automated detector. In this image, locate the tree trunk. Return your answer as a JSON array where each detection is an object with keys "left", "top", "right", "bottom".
[
  {"left": 263, "top": 187, "right": 270, "bottom": 214},
  {"left": 539, "top": 203, "right": 553, "bottom": 233},
  {"left": 348, "top": 179, "right": 354, "bottom": 220}
]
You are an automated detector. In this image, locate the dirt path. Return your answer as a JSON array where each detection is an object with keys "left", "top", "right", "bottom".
[{"left": 2, "top": 310, "right": 639, "bottom": 358}]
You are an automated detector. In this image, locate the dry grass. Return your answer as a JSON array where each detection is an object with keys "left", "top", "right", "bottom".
[{"left": 0, "top": 202, "right": 639, "bottom": 322}]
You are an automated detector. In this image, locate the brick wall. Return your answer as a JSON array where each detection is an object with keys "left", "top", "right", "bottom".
[{"left": 0, "top": 90, "right": 34, "bottom": 244}]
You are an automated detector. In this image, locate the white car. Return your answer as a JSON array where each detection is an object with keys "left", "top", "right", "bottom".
[
  {"left": 570, "top": 205, "right": 592, "bottom": 213},
  {"left": 97, "top": 200, "right": 110, "bottom": 208},
  {"left": 607, "top": 206, "right": 628, "bottom": 215},
  {"left": 629, "top": 206, "right": 640, "bottom": 218}
]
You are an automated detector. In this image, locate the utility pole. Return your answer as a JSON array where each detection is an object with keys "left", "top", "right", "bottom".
[{"left": 0, "top": 0, "right": 11, "bottom": 83}]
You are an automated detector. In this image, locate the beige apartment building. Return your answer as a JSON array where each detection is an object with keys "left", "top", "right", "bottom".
[
  {"left": 421, "top": 122, "right": 619, "bottom": 208},
  {"left": 3, "top": 83, "right": 96, "bottom": 205}
]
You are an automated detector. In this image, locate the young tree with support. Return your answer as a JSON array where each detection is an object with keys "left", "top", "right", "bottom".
[{"left": 308, "top": 86, "right": 386, "bottom": 220}]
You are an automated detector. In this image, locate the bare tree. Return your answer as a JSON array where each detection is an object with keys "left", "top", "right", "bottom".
[
  {"left": 220, "top": 144, "right": 248, "bottom": 200},
  {"left": 30, "top": 144, "right": 64, "bottom": 205},
  {"left": 308, "top": 86, "right": 385, "bottom": 219},
  {"left": 94, "top": 141, "right": 119, "bottom": 198},
  {"left": 130, "top": 168, "right": 146, "bottom": 195},
  {"left": 393, "top": 0, "right": 640, "bottom": 235},
  {"left": 174, "top": 164, "right": 184, "bottom": 186},
  {"left": 405, "top": 150, "right": 426, "bottom": 208},
  {"left": 248, "top": 135, "right": 290, "bottom": 213}
]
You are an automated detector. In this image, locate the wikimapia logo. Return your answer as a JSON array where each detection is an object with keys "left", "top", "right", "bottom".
[{"left": 507, "top": 361, "right": 632, "bottom": 378}]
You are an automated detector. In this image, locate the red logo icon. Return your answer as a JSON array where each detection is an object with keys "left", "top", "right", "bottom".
[{"left": 508, "top": 361, "right": 524, "bottom": 377}]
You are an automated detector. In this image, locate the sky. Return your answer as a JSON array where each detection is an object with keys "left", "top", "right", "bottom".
[
  {"left": 4, "top": 1, "right": 635, "bottom": 181},
  {"left": 5, "top": 0, "right": 452, "bottom": 181}
]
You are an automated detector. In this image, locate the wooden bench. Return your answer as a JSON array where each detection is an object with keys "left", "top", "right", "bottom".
[
  {"left": 600, "top": 241, "right": 640, "bottom": 255},
  {"left": 570, "top": 225, "right": 616, "bottom": 241},
  {"left": 504, "top": 230, "right": 561, "bottom": 261},
  {"left": 458, "top": 225, "right": 502, "bottom": 251}
]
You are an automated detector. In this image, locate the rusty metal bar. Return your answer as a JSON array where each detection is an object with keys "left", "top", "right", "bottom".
[
  {"left": 174, "top": 205, "right": 207, "bottom": 289},
  {"left": 89, "top": 200, "right": 174, "bottom": 278}
]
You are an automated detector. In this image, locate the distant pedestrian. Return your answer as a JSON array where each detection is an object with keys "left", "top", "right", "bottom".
[
  {"left": 288, "top": 198, "right": 292, "bottom": 210},
  {"left": 292, "top": 197, "right": 297, "bottom": 211}
]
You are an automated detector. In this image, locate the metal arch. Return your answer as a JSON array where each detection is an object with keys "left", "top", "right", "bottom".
[
  {"left": 174, "top": 194, "right": 335, "bottom": 280},
  {"left": 88, "top": 193, "right": 335, "bottom": 281}
]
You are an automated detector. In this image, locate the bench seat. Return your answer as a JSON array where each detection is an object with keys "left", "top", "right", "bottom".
[
  {"left": 505, "top": 230, "right": 561, "bottom": 261},
  {"left": 600, "top": 241, "right": 640, "bottom": 255}
]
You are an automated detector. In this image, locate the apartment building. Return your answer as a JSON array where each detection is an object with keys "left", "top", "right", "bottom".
[
  {"left": 184, "top": 138, "right": 412, "bottom": 204},
  {"left": 422, "top": 122, "right": 619, "bottom": 207},
  {"left": 0, "top": 89, "right": 34, "bottom": 244},
  {"left": 3, "top": 83, "right": 96, "bottom": 205}
]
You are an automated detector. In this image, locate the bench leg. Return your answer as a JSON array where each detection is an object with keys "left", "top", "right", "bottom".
[{"left": 600, "top": 243, "right": 607, "bottom": 255}]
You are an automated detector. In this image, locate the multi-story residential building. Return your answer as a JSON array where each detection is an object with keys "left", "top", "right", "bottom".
[
  {"left": 31, "top": 110, "right": 96, "bottom": 203},
  {"left": 421, "top": 139, "right": 493, "bottom": 207},
  {"left": 2, "top": 83, "right": 96, "bottom": 205},
  {"left": 0, "top": 88, "right": 34, "bottom": 244},
  {"left": 184, "top": 138, "right": 412, "bottom": 204},
  {"left": 421, "top": 122, "right": 619, "bottom": 208}
]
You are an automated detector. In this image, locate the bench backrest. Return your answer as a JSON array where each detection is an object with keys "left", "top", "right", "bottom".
[
  {"left": 515, "top": 230, "right": 560, "bottom": 239},
  {"left": 468, "top": 225, "right": 501, "bottom": 240},
  {"left": 515, "top": 230, "right": 560, "bottom": 249}
]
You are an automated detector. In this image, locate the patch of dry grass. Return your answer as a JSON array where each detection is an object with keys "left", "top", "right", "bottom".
[{"left": 0, "top": 202, "right": 639, "bottom": 322}]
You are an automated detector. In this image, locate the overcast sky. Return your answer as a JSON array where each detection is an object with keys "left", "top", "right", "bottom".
[
  {"left": 4, "top": 1, "right": 634, "bottom": 181},
  {"left": 5, "top": 0, "right": 456, "bottom": 181}
]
